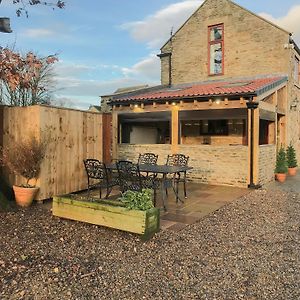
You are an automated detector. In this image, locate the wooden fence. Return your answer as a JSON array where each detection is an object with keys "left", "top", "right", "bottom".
[{"left": 1, "top": 105, "right": 111, "bottom": 200}]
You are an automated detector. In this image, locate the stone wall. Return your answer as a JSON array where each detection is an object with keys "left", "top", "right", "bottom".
[
  {"left": 258, "top": 145, "right": 276, "bottom": 185},
  {"left": 160, "top": 0, "right": 290, "bottom": 85},
  {"left": 286, "top": 50, "right": 300, "bottom": 163},
  {"left": 118, "top": 144, "right": 172, "bottom": 165},
  {"left": 118, "top": 144, "right": 248, "bottom": 187}
]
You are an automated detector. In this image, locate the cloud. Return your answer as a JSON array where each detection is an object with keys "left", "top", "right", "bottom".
[
  {"left": 54, "top": 61, "right": 97, "bottom": 77},
  {"left": 121, "top": 54, "right": 160, "bottom": 82},
  {"left": 52, "top": 77, "right": 151, "bottom": 109},
  {"left": 51, "top": 59, "right": 160, "bottom": 109},
  {"left": 22, "top": 22, "right": 71, "bottom": 40},
  {"left": 23, "top": 28, "right": 56, "bottom": 38},
  {"left": 259, "top": 5, "right": 300, "bottom": 44},
  {"left": 121, "top": 0, "right": 203, "bottom": 48}
]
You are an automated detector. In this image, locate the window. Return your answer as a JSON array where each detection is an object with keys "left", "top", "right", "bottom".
[
  {"left": 120, "top": 122, "right": 170, "bottom": 144},
  {"left": 208, "top": 24, "right": 224, "bottom": 75},
  {"left": 181, "top": 119, "right": 246, "bottom": 145},
  {"left": 294, "top": 56, "right": 299, "bottom": 83},
  {"left": 259, "top": 119, "right": 275, "bottom": 145},
  {"left": 181, "top": 119, "right": 243, "bottom": 136}
]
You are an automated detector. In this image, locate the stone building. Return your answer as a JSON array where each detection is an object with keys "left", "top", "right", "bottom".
[{"left": 101, "top": 0, "right": 300, "bottom": 188}]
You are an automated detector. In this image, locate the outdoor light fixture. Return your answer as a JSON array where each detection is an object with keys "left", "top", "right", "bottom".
[
  {"left": 214, "top": 98, "right": 222, "bottom": 105},
  {"left": 290, "top": 98, "right": 298, "bottom": 110},
  {"left": 0, "top": 17, "right": 12, "bottom": 33},
  {"left": 172, "top": 102, "right": 176, "bottom": 106},
  {"left": 134, "top": 103, "right": 139, "bottom": 108}
]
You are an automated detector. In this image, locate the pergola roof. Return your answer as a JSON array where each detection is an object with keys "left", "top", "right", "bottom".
[{"left": 109, "top": 75, "right": 287, "bottom": 105}]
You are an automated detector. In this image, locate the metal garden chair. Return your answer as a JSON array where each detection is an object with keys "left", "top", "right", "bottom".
[
  {"left": 138, "top": 153, "right": 158, "bottom": 165},
  {"left": 166, "top": 154, "right": 190, "bottom": 199},
  {"left": 83, "top": 159, "right": 118, "bottom": 199},
  {"left": 116, "top": 160, "right": 159, "bottom": 206},
  {"left": 138, "top": 152, "right": 159, "bottom": 177}
]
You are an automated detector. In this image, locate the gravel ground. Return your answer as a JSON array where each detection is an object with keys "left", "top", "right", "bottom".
[{"left": 0, "top": 188, "right": 299, "bottom": 300}]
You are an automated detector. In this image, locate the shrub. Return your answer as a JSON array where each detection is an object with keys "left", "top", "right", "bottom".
[
  {"left": 0, "top": 134, "right": 46, "bottom": 187},
  {"left": 275, "top": 147, "right": 288, "bottom": 174},
  {"left": 286, "top": 144, "right": 298, "bottom": 168},
  {"left": 119, "top": 189, "right": 154, "bottom": 211}
]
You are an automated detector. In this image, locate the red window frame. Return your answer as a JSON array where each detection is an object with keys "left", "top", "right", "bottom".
[{"left": 208, "top": 23, "right": 224, "bottom": 76}]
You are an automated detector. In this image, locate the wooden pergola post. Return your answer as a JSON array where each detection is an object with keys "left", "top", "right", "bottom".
[
  {"left": 112, "top": 111, "right": 118, "bottom": 161},
  {"left": 171, "top": 106, "right": 179, "bottom": 154},
  {"left": 247, "top": 100, "right": 260, "bottom": 188}
]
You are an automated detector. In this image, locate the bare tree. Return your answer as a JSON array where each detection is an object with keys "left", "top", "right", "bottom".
[
  {"left": 0, "top": 48, "right": 58, "bottom": 106},
  {"left": 0, "top": 0, "right": 65, "bottom": 17}
]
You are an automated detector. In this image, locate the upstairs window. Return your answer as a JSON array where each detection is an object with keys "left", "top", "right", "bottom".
[
  {"left": 294, "top": 56, "right": 299, "bottom": 84},
  {"left": 208, "top": 24, "right": 224, "bottom": 75}
]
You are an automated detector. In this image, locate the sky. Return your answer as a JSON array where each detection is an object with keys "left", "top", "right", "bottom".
[{"left": 1, "top": 0, "right": 300, "bottom": 109}]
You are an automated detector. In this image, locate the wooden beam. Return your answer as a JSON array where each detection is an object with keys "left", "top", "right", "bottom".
[
  {"left": 256, "top": 82, "right": 287, "bottom": 101},
  {"left": 102, "top": 113, "right": 112, "bottom": 164},
  {"left": 259, "top": 101, "right": 276, "bottom": 112},
  {"left": 247, "top": 102, "right": 260, "bottom": 186},
  {"left": 273, "top": 90, "right": 278, "bottom": 106},
  {"left": 277, "top": 115, "right": 287, "bottom": 148},
  {"left": 259, "top": 109, "right": 276, "bottom": 121},
  {"left": 113, "top": 99, "right": 248, "bottom": 112},
  {"left": 112, "top": 112, "right": 118, "bottom": 161},
  {"left": 268, "top": 121, "right": 276, "bottom": 145},
  {"left": 252, "top": 107, "right": 259, "bottom": 185},
  {"left": 171, "top": 106, "right": 179, "bottom": 154}
]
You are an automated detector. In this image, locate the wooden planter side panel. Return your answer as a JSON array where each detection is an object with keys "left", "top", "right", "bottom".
[
  {"left": 38, "top": 106, "right": 103, "bottom": 199},
  {"left": 52, "top": 196, "right": 160, "bottom": 237}
]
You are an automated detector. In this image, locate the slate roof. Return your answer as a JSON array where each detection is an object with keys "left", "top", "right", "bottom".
[{"left": 109, "top": 76, "right": 287, "bottom": 104}]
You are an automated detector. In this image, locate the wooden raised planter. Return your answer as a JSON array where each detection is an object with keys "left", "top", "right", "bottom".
[{"left": 52, "top": 195, "right": 160, "bottom": 240}]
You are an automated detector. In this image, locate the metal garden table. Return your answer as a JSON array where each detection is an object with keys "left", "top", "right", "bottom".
[{"left": 107, "top": 163, "right": 193, "bottom": 211}]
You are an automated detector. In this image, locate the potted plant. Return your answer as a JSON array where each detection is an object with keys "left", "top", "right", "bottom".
[
  {"left": 274, "top": 146, "right": 288, "bottom": 183},
  {"left": 286, "top": 144, "right": 298, "bottom": 176},
  {"left": 0, "top": 135, "right": 46, "bottom": 207}
]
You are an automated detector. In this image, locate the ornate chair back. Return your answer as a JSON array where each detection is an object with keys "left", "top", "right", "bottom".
[
  {"left": 83, "top": 159, "right": 105, "bottom": 180},
  {"left": 116, "top": 160, "right": 142, "bottom": 192},
  {"left": 138, "top": 153, "right": 158, "bottom": 165},
  {"left": 166, "top": 154, "right": 189, "bottom": 167}
]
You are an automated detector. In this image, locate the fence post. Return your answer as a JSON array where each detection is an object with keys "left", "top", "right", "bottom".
[{"left": 102, "top": 113, "right": 112, "bottom": 164}]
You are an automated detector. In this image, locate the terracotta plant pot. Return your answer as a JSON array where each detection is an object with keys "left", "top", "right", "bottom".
[
  {"left": 13, "top": 185, "right": 39, "bottom": 207},
  {"left": 275, "top": 173, "right": 287, "bottom": 183},
  {"left": 288, "top": 167, "right": 297, "bottom": 176}
]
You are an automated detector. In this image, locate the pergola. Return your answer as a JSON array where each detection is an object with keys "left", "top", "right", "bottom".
[{"left": 108, "top": 75, "right": 288, "bottom": 187}]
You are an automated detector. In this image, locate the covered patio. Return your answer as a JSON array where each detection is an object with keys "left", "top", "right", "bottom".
[{"left": 106, "top": 75, "right": 288, "bottom": 188}]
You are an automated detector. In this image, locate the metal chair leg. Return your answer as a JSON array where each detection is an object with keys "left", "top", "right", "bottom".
[
  {"left": 183, "top": 173, "right": 187, "bottom": 199},
  {"left": 105, "top": 186, "right": 112, "bottom": 199},
  {"left": 176, "top": 180, "right": 179, "bottom": 202}
]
